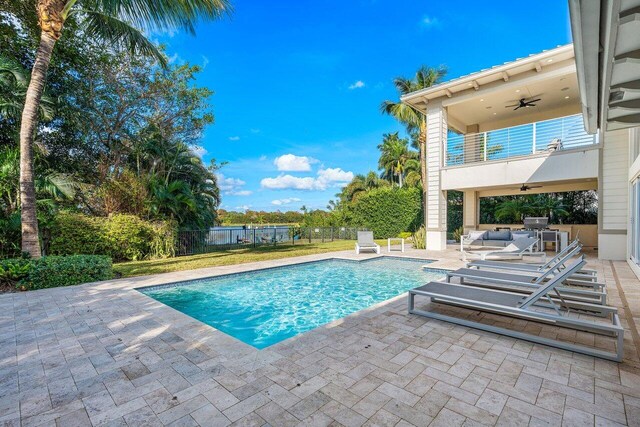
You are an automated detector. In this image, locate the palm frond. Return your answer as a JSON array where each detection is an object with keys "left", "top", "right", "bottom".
[
  {"left": 81, "top": 10, "right": 169, "bottom": 67},
  {"left": 88, "top": 0, "right": 231, "bottom": 35}
]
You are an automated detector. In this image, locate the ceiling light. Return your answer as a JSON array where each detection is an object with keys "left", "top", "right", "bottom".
[
  {"left": 515, "top": 89, "right": 520, "bottom": 93},
  {"left": 564, "top": 96, "right": 570, "bottom": 99},
  {"left": 468, "top": 83, "right": 473, "bottom": 86},
  {"left": 493, "top": 112, "right": 497, "bottom": 115},
  {"left": 547, "top": 59, "right": 553, "bottom": 63},
  {"left": 480, "top": 99, "right": 484, "bottom": 102}
]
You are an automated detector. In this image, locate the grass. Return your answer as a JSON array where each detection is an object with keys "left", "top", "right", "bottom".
[{"left": 114, "top": 240, "right": 387, "bottom": 278}]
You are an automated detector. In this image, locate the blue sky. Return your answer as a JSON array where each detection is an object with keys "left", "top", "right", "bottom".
[{"left": 159, "top": 0, "right": 571, "bottom": 212}]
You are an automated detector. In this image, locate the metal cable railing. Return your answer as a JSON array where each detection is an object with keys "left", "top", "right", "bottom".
[{"left": 446, "top": 114, "right": 598, "bottom": 167}]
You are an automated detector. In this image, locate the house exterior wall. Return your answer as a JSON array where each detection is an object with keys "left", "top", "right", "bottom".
[
  {"left": 425, "top": 104, "right": 448, "bottom": 250},
  {"left": 599, "top": 129, "right": 629, "bottom": 260},
  {"left": 441, "top": 148, "right": 599, "bottom": 191}
]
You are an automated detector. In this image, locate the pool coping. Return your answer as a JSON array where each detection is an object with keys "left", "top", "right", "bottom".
[
  {"left": 134, "top": 255, "right": 444, "bottom": 292},
  {"left": 133, "top": 254, "right": 448, "bottom": 351}
]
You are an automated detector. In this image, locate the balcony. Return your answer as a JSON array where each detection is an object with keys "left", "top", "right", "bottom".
[{"left": 445, "top": 114, "right": 598, "bottom": 167}]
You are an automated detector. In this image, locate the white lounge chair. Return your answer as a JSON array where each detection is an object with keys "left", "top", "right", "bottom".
[
  {"left": 408, "top": 257, "right": 623, "bottom": 361},
  {"left": 463, "top": 237, "right": 544, "bottom": 261},
  {"left": 467, "top": 240, "right": 598, "bottom": 280},
  {"left": 355, "top": 231, "right": 380, "bottom": 254}
]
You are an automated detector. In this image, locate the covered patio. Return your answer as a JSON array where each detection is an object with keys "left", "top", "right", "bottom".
[{"left": 1, "top": 246, "right": 640, "bottom": 426}]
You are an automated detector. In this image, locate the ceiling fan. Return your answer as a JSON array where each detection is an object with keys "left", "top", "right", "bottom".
[
  {"left": 506, "top": 97, "right": 541, "bottom": 110},
  {"left": 520, "top": 184, "right": 543, "bottom": 192}
]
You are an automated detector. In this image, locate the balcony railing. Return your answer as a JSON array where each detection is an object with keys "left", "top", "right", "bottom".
[{"left": 445, "top": 114, "right": 598, "bottom": 167}]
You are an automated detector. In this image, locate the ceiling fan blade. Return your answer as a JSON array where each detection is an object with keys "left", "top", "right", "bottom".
[
  {"left": 529, "top": 98, "right": 541, "bottom": 103},
  {"left": 513, "top": 106, "right": 521, "bottom": 110},
  {"left": 505, "top": 104, "right": 519, "bottom": 108}
]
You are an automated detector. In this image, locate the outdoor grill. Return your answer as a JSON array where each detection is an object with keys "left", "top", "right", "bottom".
[{"left": 523, "top": 217, "right": 549, "bottom": 230}]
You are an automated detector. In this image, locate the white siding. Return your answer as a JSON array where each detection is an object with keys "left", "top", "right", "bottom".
[
  {"left": 426, "top": 106, "right": 447, "bottom": 232},
  {"left": 601, "top": 129, "right": 630, "bottom": 230}
]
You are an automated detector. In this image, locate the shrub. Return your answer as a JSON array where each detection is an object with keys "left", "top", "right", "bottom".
[
  {"left": 47, "top": 212, "right": 176, "bottom": 261},
  {"left": 26, "top": 255, "right": 113, "bottom": 290},
  {"left": 0, "top": 255, "right": 113, "bottom": 290},
  {"left": 452, "top": 226, "right": 464, "bottom": 242},
  {"left": 350, "top": 187, "right": 422, "bottom": 238},
  {"left": 0, "top": 257, "right": 31, "bottom": 287},
  {"left": 412, "top": 226, "right": 426, "bottom": 249},
  {"left": 48, "top": 212, "right": 106, "bottom": 255},
  {"left": 103, "top": 214, "right": 155, "bottom": 261}
]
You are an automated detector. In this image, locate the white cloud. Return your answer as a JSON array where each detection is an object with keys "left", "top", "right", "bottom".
[
  {"left": 235, "top": 205, "right": 251, "bottom": 211},
  {"left": 228, "top": 136, "right": 240, "bottom": 141},
  {"left": 233, "top": 190, "right": 253, "bottom": 196},
  {"left": 348, "top": 80, "right": 365, "bottom": 90},
  {"left": 201, "top": 55, "right": 210, "bottom": 69},
  {"left": 261, "top": 175, "right": 317, "bottom": 190},
  {"left": 261, "top": 167, "right": 353, "bottom": 191},
  {"left": 189, "top": 145, "right": 207, "bottom": 158},
  {"left": 216, "top": 173, "right": 245, "bottom": 192},
  {"left": 317, "top": 168, "right": 354, "bottom": 186},
  {"left": 421, "top": 15, "right": 440, "bottom": 28},
  {"left": 271, "top": 197, "right": 301, "bottom": 206},
  {"left": 250, "top": 128, "right": 261, "bottom": 134},
  {"left": 273, "top": 154, "right": 318, "bottom": 172},
  {"left": 259, "top": 155, "right": 268, "bottom": 161}
]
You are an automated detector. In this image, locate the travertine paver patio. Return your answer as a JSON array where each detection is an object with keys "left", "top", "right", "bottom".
[{"left": 1, "top": 247, "right": 640, "bottom": 426}]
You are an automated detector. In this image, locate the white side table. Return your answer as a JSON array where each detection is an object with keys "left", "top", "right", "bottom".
[{"left": 387, "top": 238, "right": 405, "bottom": 253}]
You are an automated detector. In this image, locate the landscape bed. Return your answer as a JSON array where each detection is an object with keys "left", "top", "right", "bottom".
[{"left": 139, "top": 256, "right": 445, "bottom": 348}]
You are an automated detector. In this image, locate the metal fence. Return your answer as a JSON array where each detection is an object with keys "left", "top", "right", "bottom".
[{"left": 176, "top": 226, "right": 367, "bottom": 256}]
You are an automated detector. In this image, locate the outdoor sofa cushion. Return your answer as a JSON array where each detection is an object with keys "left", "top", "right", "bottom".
[{"left": 485, "top": 230, "right": 512, "bottom": 241}]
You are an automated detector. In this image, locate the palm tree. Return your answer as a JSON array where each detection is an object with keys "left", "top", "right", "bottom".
[
  {"left": 377, "top": 132, "right": 418, "bottom": 187},
  {"left": 495, "top": 199, "right": 532, "bottom": 223},
  {"left": 17, "top": 0, "right": 230, "bottom": 258},
  {"left": 381, "top": 66, "right": 447, "bottom": 218},
  {"left": 340, "top": 171, "right": 389, "bottom": 203},
  {"left": 0, "top": 55, "right": 54, "bottom": 126}
]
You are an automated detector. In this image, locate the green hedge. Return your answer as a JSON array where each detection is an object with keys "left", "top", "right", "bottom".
[
  {"left": 0, "top": 255, "right": 113, "bottom": 290},
  {"left": 350, "top": 187, "right": 422, "bottom": 238},
  {"left": 48, "top": 212, "right": 176, "bottom": 261}
]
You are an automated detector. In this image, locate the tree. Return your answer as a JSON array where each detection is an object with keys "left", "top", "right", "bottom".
[
  {"left": 494, "top": 199, "right": 533, "bottom": 223},
  {"left": 381, "top": 65, "right": 447, "bottom": 223},
  {"left": 339, "top": 171, "right": 389, "bottom": 203},
  {"left": 377, "top": 132, "right": 419, "bottom": 187},
  {"left": 16, "top": 0, "right": 230, "bottom": 257}
]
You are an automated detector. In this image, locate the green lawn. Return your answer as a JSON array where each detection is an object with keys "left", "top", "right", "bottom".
[{"left": 114, "top": 240, "right": 387, "bottom": 278}]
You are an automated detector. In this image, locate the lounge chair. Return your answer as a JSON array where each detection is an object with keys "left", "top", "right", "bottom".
[
  {"left": 355, "top": 231, "right": 380, "bottom": 254},
  {"left": 467, "top": 239, "right": 597, "bottom": 278},
  {"left": 446, "top": 251, "right": 607, "bottom": 310},
  {"left": 408, "top": 257, "right": 624, "bottom": 361},
  {"left": 463, "top": 237, "right": 544, "bottom": 261}
]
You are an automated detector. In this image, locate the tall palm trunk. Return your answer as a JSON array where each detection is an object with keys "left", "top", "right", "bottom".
[{"left": 19, "top": 1, "right": 66, "bottom": 258}]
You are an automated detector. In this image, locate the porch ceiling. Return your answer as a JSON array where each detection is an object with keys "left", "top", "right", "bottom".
[
  {"left": 472, "top": 178, "right": 598, "bottom": 198},
  {"left": 446, "top": 73, "right": 582, "bottom": 132}
]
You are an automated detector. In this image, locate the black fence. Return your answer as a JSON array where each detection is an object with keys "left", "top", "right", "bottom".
[{"left": 176, "top": 226, "right": 366, "bottom": 256}]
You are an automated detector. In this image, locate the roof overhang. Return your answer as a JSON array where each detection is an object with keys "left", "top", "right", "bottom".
[
  {"left": 569, "top": 0, "right": 640, "bottom": 133},
  {"left": 400, "top": 44, "right": 576, "bottom": 112}
]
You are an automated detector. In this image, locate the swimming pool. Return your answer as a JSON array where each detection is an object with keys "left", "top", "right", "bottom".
[{"left": 140, "top": 257, "right": 446, "bottom": 349}]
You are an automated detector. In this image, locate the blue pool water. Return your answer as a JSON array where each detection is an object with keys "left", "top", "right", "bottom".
[{"left": 140, "top": 257, "right": 445, "bottom": 349}]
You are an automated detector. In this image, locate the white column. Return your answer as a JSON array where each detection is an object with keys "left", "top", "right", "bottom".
[
  {"left": 425, "top": 104, "right": 448, "bottom": 250},
  {"left": 463, "top": 190, "right": 478, "bottom": 233},
  {"left": 598, "top": 129, "right": 629, "bottom": 260}
]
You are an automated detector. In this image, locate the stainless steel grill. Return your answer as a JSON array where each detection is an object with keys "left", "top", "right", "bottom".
[{"left": 523, "top": 217, "right": 549, "bottom": 230}]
